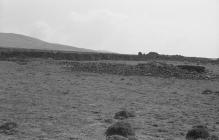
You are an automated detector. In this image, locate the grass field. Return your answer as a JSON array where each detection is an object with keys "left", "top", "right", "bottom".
[{"left": 0, "top": 58, "right": 218, "bottom": 140}]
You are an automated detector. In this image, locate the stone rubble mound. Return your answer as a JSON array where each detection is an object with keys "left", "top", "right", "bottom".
[{"left": 63, "top": 61, "right": 217, "bottom": 79}]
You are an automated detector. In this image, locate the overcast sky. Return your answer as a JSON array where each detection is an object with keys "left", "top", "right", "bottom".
[{"left": 0, "top": 0, "right": 218, "bottom": 57}]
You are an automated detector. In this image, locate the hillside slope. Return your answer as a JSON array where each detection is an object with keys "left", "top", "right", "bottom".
[{"left": 0, "top": 33, "right": 97, "bottom": 52}]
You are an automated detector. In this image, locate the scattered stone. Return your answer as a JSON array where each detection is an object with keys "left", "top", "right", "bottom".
[
  {"left": 180, "top": 132, "right": 184, "bottom": 136},
  {"left": 192, "top": 125, "right": 208, "bottom": 129},
  {"left": 209, "top": 135, "right": 219, "bottom": 140},
  {"left": 104, "top": 118, "right": 114, "bottom": 124},
  {"left": 127, "top": 136, "right": 138, "bottom": 140},
  {"left": 106, "top": 135, "right": 138, "bottom": 140},
  {"left": 0, "top": 122, "right": 18, "bottom": 135},
  {"left": 91, "top": 110, "right": 100, "bottom": 114},
  {"left": 105, "top": 121, "right": 135, "bottom": 138},
  {"left": 157, "top": 129, "right": 168, "bottom": 133},
  {"left": 201, "top": 90, "right": 213, "bottom": 95},
  {"left": 69, "top": 137, "right": 81, "bottom": 140},
  {"left": 114, "top": 110, "right": 136, "bottom": 120},
  {"left": 13, "top": 59, "right": 29, "bottom": 65},
  {"left": 186, "top": 125, "right": 210, "bottom": 140},
  {"left": 62, "top": 90, "right": 70, "bottom": 95},
  {"left": 120, "top": 78, "right": 125, "bottom": 81},
  {"left": 152, "top": 124, "right": 158, "bottom": 127}
]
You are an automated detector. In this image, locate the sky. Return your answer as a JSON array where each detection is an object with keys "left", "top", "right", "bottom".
[{"left": 0, "top": 0, "right": 218, "bottom": 58}]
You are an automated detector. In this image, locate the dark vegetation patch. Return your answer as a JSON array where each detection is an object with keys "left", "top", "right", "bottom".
[
  {"left": 105, "top": 121, "right": 135, "bottom": 138},
  {"left": 0, "top": 122, "right": 18, "bottom": 135},
  {"left": 0, "top": 47, "right": 218, "bottom": 64},
  {"left": 177, "top": 65, "right": 206, "bottom": 73}
]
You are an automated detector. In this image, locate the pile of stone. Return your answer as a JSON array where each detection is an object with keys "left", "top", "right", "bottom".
[
  {"left": 63, "top": 61, "right": 216, "bottom": 80},
  {"left": 105, "top": 110, "right": 138, "bottom": 140},
  {"left": 186, "top": 125, "right": 218, "bottom": 140},
  {"left": 105, "top": 111, "right": 219, "bottom": 140},
  {"left": 105, "top": 121, "right": 137, "bottom": 140}
]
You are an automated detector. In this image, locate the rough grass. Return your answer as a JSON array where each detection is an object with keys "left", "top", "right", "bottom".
[{"left": 0, "top": 59, "right": 218, "bottom": 140}]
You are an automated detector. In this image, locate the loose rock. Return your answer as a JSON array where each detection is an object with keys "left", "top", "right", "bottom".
[
  {"left": 114, "top": 110, "right": 136, "bottom": 120},
  {"left": 201, "top": 90, "right": 213, "bottom": 95}
]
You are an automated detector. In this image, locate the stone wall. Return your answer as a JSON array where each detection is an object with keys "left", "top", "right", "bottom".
[{"left": 62, "top": 61, "right": 217, "bottom": 80}]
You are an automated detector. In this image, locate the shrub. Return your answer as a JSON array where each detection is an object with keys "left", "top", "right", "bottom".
[
  {"left": 138, "top": 52, "right": 143, "bottom": 56},
  {"left": 146, "top": 52, "right": 159, "bottom": 58}
]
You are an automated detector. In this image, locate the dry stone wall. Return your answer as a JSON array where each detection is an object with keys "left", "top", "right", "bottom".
[{"left": 62, "top": 61, "right": 217, "bottom": 80}]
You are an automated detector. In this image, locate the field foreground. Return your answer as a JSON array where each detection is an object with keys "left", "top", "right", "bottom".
[{"left": 0, "top": 59, "right": 218, "bottom": 140}]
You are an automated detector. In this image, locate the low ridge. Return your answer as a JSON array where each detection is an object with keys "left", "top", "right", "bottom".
[{"left": 0, "top": 32, "right": 98, "bottom": 52}]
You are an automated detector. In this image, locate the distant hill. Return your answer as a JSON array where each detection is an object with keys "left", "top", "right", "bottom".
[
  {"left": 0, "top": 33, "right": 99, "bottom": 52},
  {"left": 0, "top": 33, "right": 218, "bottom": 64}
]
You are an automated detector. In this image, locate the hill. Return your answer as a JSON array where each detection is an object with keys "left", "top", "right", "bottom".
[
  {"left": 0, "top": 33, "right": 98, "bottom": 52},
  {"left": 0, "top": 33, "right": 218, "bottom": 64}
]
